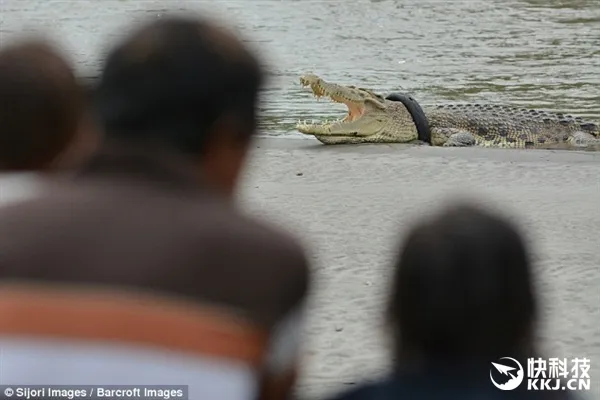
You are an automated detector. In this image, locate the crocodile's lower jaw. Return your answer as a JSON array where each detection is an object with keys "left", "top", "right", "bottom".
[
  {"left": 296, "top": 119, "right": 346, "bottom": 134},
  {"left": 296, "top": 124, "right": 321, "bottom": 134}
]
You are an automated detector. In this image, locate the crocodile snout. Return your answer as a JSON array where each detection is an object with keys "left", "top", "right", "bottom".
[{"left": 300, "top": 74, "right": 321, "bottom": 87}]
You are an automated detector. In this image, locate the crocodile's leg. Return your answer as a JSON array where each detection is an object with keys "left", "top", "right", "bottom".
[
  {"left": 568, "top": 131, "right": 600, "bottom": 149},
  {"left": 433, "top": 128, "right": 477, "bottom": 147}
]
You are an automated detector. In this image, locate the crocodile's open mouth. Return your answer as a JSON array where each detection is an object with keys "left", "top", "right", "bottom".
[{"left": 297, "top": 78, "right": 365, "bottom": 130}]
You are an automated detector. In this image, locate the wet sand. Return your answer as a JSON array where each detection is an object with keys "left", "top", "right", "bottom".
[{"left": 239, "top": 137, "right": 600, "bottom": 399}]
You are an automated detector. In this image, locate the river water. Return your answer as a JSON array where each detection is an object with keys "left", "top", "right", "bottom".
[
  {"left": 1, "top": 0, "right": 599, "bottom": 138},
  {"left": 1, "top": 1, "right": 599, "bottom": 398}
]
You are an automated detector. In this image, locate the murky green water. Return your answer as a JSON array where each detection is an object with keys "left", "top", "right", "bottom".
[{"left": 1, "top": 0, "right": 598, "bottom": 139}]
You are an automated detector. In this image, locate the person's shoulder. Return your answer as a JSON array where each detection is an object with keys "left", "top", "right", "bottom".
[
  {"left": 186, "top": 205, "right": 312, "bottom": 324},
  {"left": 239, "top": 211, "right": 308, "bottom": 262},
  {"left": 206, "top": 206, "right": 310, "bottom": 272},
  {"left": 186, "top": 201, "right": 311, "bottom": 281},
  {"left": 189, "top": 198, "right": 299, "bottom": 248}
]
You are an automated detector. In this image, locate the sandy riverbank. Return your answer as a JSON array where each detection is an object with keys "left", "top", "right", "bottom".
[{"left": 239, "top": 137, "right": 600, "bottom": 399}]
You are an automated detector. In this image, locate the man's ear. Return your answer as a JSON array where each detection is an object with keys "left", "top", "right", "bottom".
[{"left": 198, "top": 113, "right": 254, "bottom": 197}]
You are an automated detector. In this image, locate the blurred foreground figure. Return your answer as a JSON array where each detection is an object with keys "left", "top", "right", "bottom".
[
  {"left": 0, "top": 16, "right": 310, "bottom": 400},
  {"left": 0, "top": 38, "right": 97, "bottom": 205},
  {"left": 329, "top": 203, "right": 574, "bottom": 400}
]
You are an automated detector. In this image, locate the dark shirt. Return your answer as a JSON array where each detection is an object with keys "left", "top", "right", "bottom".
[
  {"left": 0, "top": 141, "right": 311, "bottom": 330},
  {"left": 328, "top": 362, "right": 577, "bottom": 400}
]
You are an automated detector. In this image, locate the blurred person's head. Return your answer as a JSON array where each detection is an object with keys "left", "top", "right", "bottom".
[
  {"left": 0, "top": 38, "right": 96, "bottom": 172},
  {"left": 94, "top": 15, "right": 265, "bottom": 197},
  {"left": 387, "top": 202, "right": 537, "bottom": 368}
]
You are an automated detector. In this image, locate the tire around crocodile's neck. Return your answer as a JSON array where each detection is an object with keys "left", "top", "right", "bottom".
[{"left": 385, "top": 93, "right": 432, "bottom": 144}]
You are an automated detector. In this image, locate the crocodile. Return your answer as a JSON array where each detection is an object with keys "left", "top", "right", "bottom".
[{"left": 295, "top": 74, "right": 600, "bottom": 150}]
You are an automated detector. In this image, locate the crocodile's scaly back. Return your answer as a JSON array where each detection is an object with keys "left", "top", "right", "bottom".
[{"left": 425, "top": 104, "right": 599, "bottom": 148}]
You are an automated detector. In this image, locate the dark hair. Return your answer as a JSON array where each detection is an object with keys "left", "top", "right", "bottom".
[
  {"left": 0, "top": 38, "right": 85, "bottom": 171},
  {"left": 94, "top": 15, "right": 264, "bottom": 156},
  {"left": 387, "top": 203, "right": 537, "bottom": 363}
]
